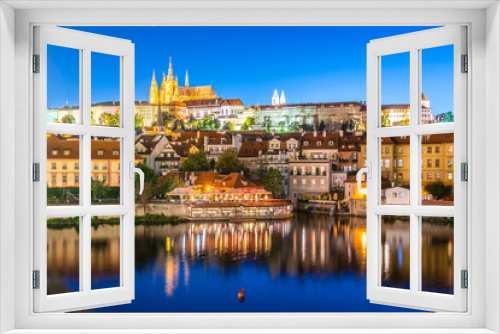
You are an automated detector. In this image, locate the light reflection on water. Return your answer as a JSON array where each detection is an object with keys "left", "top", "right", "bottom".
[{"left": 46, "top": 214, "right": 453, "bottom": 312}]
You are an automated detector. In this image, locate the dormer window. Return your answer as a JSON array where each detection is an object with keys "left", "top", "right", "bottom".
[
  {"left": 97, "top": 150, "right": 104, "bottom": 156},
  {"left": 113, "top": 150, "right": 119, "bottom": 155},
  {"left": 317, "top": 141, "right": 322, "bottom": 146},
  {"left": 329, "top": 141, "right": 334, "bottom": 146},
  {"left": 64, "top": 149, "right": 70, "bottom": 156},
  {"left": 222, "top": 181, "right": 226, "bottom": 186},
  {"left": 52, "top": 149, "right": 59, "bottom": 155},
  {"left": 304, "top": 141, "right": 309, "bottom": 146}
]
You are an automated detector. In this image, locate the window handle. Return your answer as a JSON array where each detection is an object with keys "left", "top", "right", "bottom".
[
  {"left": 356, "top": 161, "right": 371, "bottom": 194},
  {"left": 130, "top": 162, "right": 144, "bottom": 195}
]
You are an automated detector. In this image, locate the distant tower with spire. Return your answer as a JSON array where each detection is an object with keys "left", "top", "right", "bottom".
[
  {"left": 272, "top": 89, "right": 280, "bottom": 106},
  {"left": 185, "top": 70, "right": 189, "bottom": 88},
  {"left": 280, "top": 90, "right": 286, "bottom": 105},
  {"left": 149, "top": 70, "right": 159, "bottom": 105}
]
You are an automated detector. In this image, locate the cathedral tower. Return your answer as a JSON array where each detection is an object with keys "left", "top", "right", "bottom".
[
  {"left": 280, "top": 90, "right": 286, "bottom": 105},
  {"left": 272, "top": 89, "right": 280, "bottom": 106},
  {"left": 185, "top": 70, "right": 189, "bottom": 88},
  {"left": 149, "top": 70, "right": 159, "bottom": 105}
]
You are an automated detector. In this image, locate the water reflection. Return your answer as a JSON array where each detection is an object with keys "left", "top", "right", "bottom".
[{"left": 46, "top": 214, "right": 454, "bottom": 312}]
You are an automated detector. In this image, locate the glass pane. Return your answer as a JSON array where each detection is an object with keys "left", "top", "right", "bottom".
[
  {"left": 381, "top": 215, "right": 410, "bottom": 289},
  {"left": 47, "top": 133, "right": 80, "bottom": 206},
  {"left": 91, "top": 52, "right": 120, "bottom": 127},
  {"left": 47, "top": 45, "right": 80, "bottom": 124},
  {"left": 421, "top": 216, "right": 454, "bottom": 294},
  {"left": 421, "top": 133, "right": 454, "bottom": 206},
  {"left": 381, "top": 52, "right": 410, "bottom": 127},
  {"left": 91, "top": 215, "right": 121, "bottom": 290},
  {"left": 380, "top": 136, "right": 410, "bottom": 205},
  {"left": 421, "top": 45, "right": 454, "bottom": 124},
  {"left": 47, "top": 216, "right": 80, "bottom": 295},
  {"left": 91, "top": 137, "right": 121, "bottom": 205}
]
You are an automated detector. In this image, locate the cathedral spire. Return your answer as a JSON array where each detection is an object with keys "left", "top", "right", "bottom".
[
  {"left": 167, "top": 56, "right": 174, "bottom": 80},
  {"left": 272, "top": 89, "right": 280, "bottom": 106},
  {"left": 151, "top": 70, "right": 157, "bottom": 84},
  {"left": 280, "top": 90, "right": 286, "bottom": 105},
  {"left": 185, "top": 70, "right": 189, "bottom": 88}
]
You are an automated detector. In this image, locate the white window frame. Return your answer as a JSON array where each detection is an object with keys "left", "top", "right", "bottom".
[{"left": 0, "top": 2, "right": 497, "bottom": 334}]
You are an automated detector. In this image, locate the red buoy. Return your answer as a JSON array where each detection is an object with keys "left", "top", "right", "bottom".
[{"left": 238, "top": 289, "right": 245, "bottom": 302}]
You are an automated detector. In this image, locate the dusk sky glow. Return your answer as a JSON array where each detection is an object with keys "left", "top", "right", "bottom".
[{"left": 48, "top": 26, "right": 454, "bottom": 116}]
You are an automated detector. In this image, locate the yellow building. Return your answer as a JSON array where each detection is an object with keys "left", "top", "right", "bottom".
[
  {"left": 46, "top": 134, "right": 142, "bottom": 188},
  {"left": 360, "top": 133, "right": 454, "bottom": 199},
  {"left": 149, "top": 58, "right": 217, "bottom": 106}
]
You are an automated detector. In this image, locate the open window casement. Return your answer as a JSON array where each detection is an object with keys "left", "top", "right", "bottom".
[
  {"left": 33, "top": 26, "right": 136, "bottom": 312},
  {"left": 363, "top": 26, "right": 467, "bottom": 312}
]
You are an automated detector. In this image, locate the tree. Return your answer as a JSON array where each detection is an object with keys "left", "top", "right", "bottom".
[
  {"left": 157, "top": 175, "right": 183, "bottom": 197},
  {"left": 181, "top": 150, "right": 211, "bottom": 172},
  {"left": 381, "top": 113, "right": 391, "bottom": 127},
  {"left": 262, "top": 167, "right": 285, "bottom": 197},
  {"left": 214, "top": 148, "right": 246, "bottom": 175},
  {"left": 134, "top": 163, "right": 159, "bottom": 214},
  {"left": 135, "top": 114, "right": 143, "bottom": 129},
  {"left": 424, "top": 181, "right": 452, "bottom": 201},
  {"left": 187, "top": 115, "right": 198, "bottom": 129},
  {"left": 289, "top": 121, "right": 302, "bottom": 132},
  {"left": 255, "top": 152, "right": 270, "bottom": 181},
  {"left": 162, "top": 112, "right": 175, "bottom": 127},
  {"left": 61, "top": 114, "right": 76, "bottom": 124},
  {"left": 318, "top": 120, "right": 326, "bottom": 132},
  {"left": 202, "top": 115, "right": 214, "bottom": 130},
  {"left": 302, "top": 123, "right": 314, "bottom": 132},
  {"left": 213, "top": 118, "right": 221, "bottom": 131},
  {"left": 100, "top": 112, "right": 120, "bottom": 127},
  {"left": 222, "top": 121, "right": 234, "bottom": 131},
  {"left": 91, "top": 180, "right": 106, "bottom": 201},
  {"left": 278, "top": 121, "right": 286, "bottom": 132},
  {"left": 241, "top": 117, "right": 255, "bottom": 131}
]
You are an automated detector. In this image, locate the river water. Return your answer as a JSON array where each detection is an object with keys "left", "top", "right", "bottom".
[{"left": 47, "top": 213, "right": 454, "bottom": 312}]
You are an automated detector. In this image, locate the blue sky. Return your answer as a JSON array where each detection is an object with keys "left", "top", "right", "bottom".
[{"left": 48, "top": 26, "right": 453, "bottom": 116}]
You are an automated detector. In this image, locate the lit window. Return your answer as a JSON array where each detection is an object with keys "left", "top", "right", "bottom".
[
  {"left": 293, "top": 179, "right": 297, "bottom": 185},
  {"left": 427, "top": 173, "right": 432, "bottom": 180},
  {"left": 392, "top": 193, "right": 397, "bottom": 198},
  {"left": 398, "top": 147, "right": 403, "bottom": 154},
  {"left": 64, "top": 149, "right": 71, "bottom": 156},
  {"left": 52, "top": 149, "right": 59, "bottom": 155},
  {"left": 385, "top": 159, "right": 390, "bottom": 168},
  {"left": 448, "top": 173, "right": 453, "bottom": 180},
  {"left": 448, "top": 159, "right": 453, "bottom": 167},
  {"left": 97, "top": 150, "right": 104, "bottom": 156},
  {"left": 312, "top": 179, "right": 316, "bottom": 186},
  {"left": 302, "top": 179, "right": 306, "bottom": 185},
  {"left": 448, "top": 145, "right": 453, "bottom": 153},
  {"left": 436, "top": 173, "right": 440, "bottom": 180},
  {"left": 427, "top": 159, "right": 432, "bottom": 167},
  {"left": 320, "top": 179, "right": 325, "bottom": 185},
  {"left": 398, "top": 159, "right": 403, "bottom": 168}
]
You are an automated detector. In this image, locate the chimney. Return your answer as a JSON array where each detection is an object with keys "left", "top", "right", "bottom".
[
  {"left": 313, "top": 129, "right": 317, "bottom": 137},
  {"left": 197, "top": 131, "right": 200, "bottom": 139},
  {"left": 323, "top": 129, "right": 327, "bottom": 137}
]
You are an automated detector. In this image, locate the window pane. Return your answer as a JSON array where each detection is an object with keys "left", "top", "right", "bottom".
[
  {"left": 421, "top": 216, "right": 454, "bottom": 294},
  {"left": 47, "top": 45, "right": 80, "bottom": 124},
  {"left": 91, "top": 52, "right": 120, "bottom": 127},
  {"left": 91, "top": 137, "right": 120, "bottom": 205},
  {"left": 380, "top": 137, "right": 410, "bottom": 205},
  {"left": 381, "top": 215, "right": 410, "bottom": 290},
  {"left": 47, "top": 133, "right": 80, "bottom": 206},
  {"left": 421, "top": 133, "right": 454, "bottom": 206},
  {"left": 91, "top": 216, "right": 121, "bottom": 290},
  {"left": 47, "top": 216, "right": 80, "bottom": 295},
  {"left": 421, "top": 45, "right": 454, "bottom": 124},
  {"left": 381, "top": 52, "right": 410, "bottom": 127}
]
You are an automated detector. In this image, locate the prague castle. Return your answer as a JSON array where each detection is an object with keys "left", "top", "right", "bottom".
[{"left": 149, "top": 58, "right": 217, "bottom": 105}]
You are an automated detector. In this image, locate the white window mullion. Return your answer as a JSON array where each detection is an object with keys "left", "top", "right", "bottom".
[{"left": 409, "top": 47, "right": 420, "bottom": 295}]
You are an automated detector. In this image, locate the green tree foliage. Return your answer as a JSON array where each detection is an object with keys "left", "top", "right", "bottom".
[
  {"left": 255, "top": 152, "right": 270, "bottom": 181},
  {"left": 181, "top": 150, "right": 211, "bottom": 172},
  {"left": 162, "top": 112, "right": 176, "bottom": 127},
  {"left": 187, "top": 115, "right": 200, "bottom": 130},
  {"left": 91, "top": 180, "right": 106, "bottom": 201},
  {"left": 61, "top": 114, "right": 76, "bottom": 124},
  {"left": 289, "top": 121, "right": 302, "bottom": 132},
  {"left": 262, "top": 167, "right": 285, "bottom": 197},
  {"left": 241, "top": 117, "right": 255, "bottom": 131},
  {"left": 213, "top": 118, "right": 221, "bottom": 131},
  {"left": 278, "top": 121, "right": 286, "bottom": 132},
  {"left": 302, "top": 123, "right": 314, "bottom": 132},
  {"left": 135, "top": 114, "right": 143, "bottom": 129},
  {"left": 381, "top": 113, "right": 391, "bottom": 127},
  {"left": 214, "top": 148, "right": 246, "bottom": 175},
  {"left": 424, "top": 181, "right": 452, "bottom": 200},
  {"left": 318, "top": 120, "right": 326, "bottom": 132},
  {"left": 222, "top": 121, "right": 234, "bottom": 131},
  {"left": 100, "top": 111, "right": 120, "bottom": 127}
]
